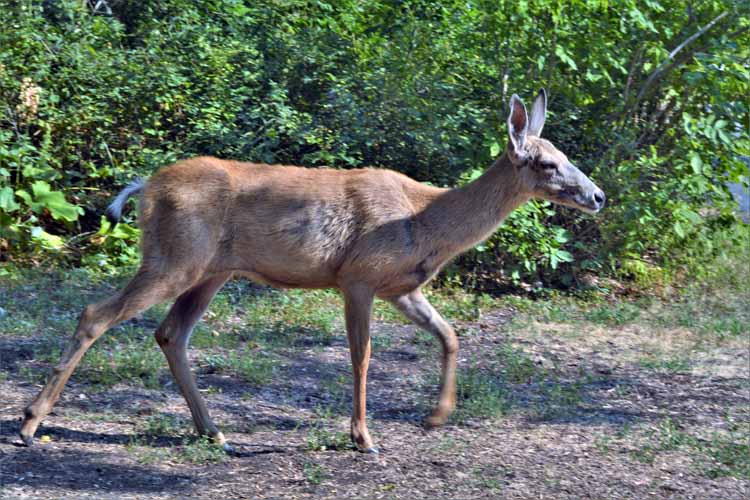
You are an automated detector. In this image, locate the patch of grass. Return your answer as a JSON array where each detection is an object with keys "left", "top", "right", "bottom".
[
  {"left": 200, "top": 350, "right": 277, "bottom": 385},
  {"left": 191, "top": 324, "right": 243, "bottom": 350},
  {"left": 702, "top": 429, "right": 750, "bottom": 479},
  {"left": 536, "top": 380, "right": 585, "bottom": 417},
  {"left": 583, "top": 301, "right": 642, "bottom": 326},
  {"left": 305, "top": 407, "right": 352, "bottom": 451},
  {"left": 128, "top": 432, "right": 228, "bottom": 465},
  {"left": 305, "top": 425, "right": 351, "bottom": 452},
  {"left": 424, "top": 287, "right": 497, "bottom": 322},
  {"left": 176, "top": 435, "right": 228, "bottom": 464},
  {"left": 639, "top": 354, "right": 691, "bottom": 374},
  {"left": 625, "top": 417, "right": 750, "bottom": 479},
  {"left": 76, "top": 334, "right": 167, "bottom": 389},
  {"left": 594, "top": 433, "right": 613, "bottom": 453},
  {"left": 303, "top": 461, "right": 327, "bottom": 485},
  {"left": 704, "top": 316, "right": 746, "bottom": 339},
  {"left": 449, "top": 346, "right": 577, "bottom": 422},
  {"left": 14, "top": 325, "right": 166, "bottom": 389},
  {"left": 370, "top": 334, "right": 393, "bottom": 350},
  {"left": 372, "top": 298, "right": 408, "bottom": 324},
  {"left": 496, "top": 344, "right": 542, "bottom": 383},
  {"left": 411, "top": 330, "right": 435, "bottom": 348},
  {"left": 17, "top": 364, "right": 47, "bottom": 384},
  {"left": 521, "top": 298, "right": 579, "bottom": 323},
  {"left": 237, "top": 288, "right": 342, "bottom": 346},
  {"left": 318, "top": 374, "right": 349, "bottom": 410},
  {"left": 139, "top": 413, "right": 186, "bottom": 439},
  {"left": 453, "top": 364, "right": 510, "bottom": 422},
  {"left": 473, "top": 466, "right": 509, "bottom": 493},
  {"left": 125, "top": 436, "right": 170, "bottom": 464},
  {"left": 448, "top": 345, "right": 591, "bottom": 423}
]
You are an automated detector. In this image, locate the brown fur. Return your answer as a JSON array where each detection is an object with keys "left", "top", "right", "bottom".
[{"left": 20, "top": 90, "right": 604, "bottom": 452}]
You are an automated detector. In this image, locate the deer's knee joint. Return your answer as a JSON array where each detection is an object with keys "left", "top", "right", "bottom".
[
  {"left": 23, "top": 406, "right": 37, "bottom": 420},
  {"left": 77, "top": 305, "right": 102, "bottom": 340},
  {"left": 443, "top": 333, "right": 459, "bottom": 355},
  {"left": 154, "top": 328, "right": 171, "bottom": 347},
  {"left": 79, "top": 304, "right": 96, "bottom": 323}
]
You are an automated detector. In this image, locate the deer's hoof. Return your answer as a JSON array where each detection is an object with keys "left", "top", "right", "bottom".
[
  {"left": 222, "top": 442, "right": 235, "bottom": 455},
  {"left": 361, "top": 446, "right": 379, "bottom": 454},
  {"left": 424, "top": 414, "right": 448, "bottom": 429},
  {"left": 20, "top": 433, "right": 34, "bottom": 447}
]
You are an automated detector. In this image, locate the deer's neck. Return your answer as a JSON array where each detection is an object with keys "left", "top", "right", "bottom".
[{"left": 419, "top": 154, "right": 529, "bottom": 257}]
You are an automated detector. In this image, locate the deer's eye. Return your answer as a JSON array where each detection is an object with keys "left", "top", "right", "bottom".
[{"left": 540, "top": 161, "right": 557, "bottom": 171}]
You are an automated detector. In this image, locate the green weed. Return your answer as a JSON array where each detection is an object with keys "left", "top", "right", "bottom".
[
  {"left": 424, "top": 288, "right": 497, "bottom": 322},
  {"left": 200, "top": 350, "right": 277, "bottom": 385},
  {"left": 139, "top": 413, "right": 186, "bottom": 439},
  {"left": 240, "top": 289, "right": 342, "bottom": 346},
  {"left": 77, "top": 335, "right": 166, "bottom": 389},
  {"left": 496, "top": 344, "right": 542, "bottom": 383},
  {"left": 176, "top": 435, "right": 228, "bottom": 464},
  {"left": 305, "top": 407, "right": 352, "bottom": 451},
  {"left": 583, "top": 301, "right": 642, "bottom": 326},
  {"left": 627, "top": 417, "right": 750, "bottom": 478},
  {"left": 639, "top": 355, "right": 691, "bottom": 374},
  {"left": 453, "top": 365, "right": 510, "bottom": 422},
  {"left": 303, "top": 461, "right": 327, "bottom": 485}
]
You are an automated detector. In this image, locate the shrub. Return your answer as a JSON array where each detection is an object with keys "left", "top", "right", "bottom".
[{"left": 1, "top": 1, "right": 747, "bottom": 290}]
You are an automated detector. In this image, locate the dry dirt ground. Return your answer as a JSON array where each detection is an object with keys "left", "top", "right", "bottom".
[{"left": 0, "top": 277, "right": 748, "bottom": 499}]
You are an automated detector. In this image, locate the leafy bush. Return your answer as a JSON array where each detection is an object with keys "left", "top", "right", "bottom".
[{"left": 1, "top": 0, "right": 747, "bottom": 290}]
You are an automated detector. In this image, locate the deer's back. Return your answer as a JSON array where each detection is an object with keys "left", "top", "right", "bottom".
[{"left": 139, "top": 156, "right": 444, "bottom": 291}]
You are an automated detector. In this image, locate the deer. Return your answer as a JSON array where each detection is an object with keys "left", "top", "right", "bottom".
[{"left": 20, "top": 89, "right": 604, "bottom": 453}]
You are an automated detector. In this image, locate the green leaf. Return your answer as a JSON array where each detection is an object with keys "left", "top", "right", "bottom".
[
  {"left": 28, "top": 181, "right": 83, "bottom": 222},
  {"left": 536, "top": 55, "right": 545, "bottom": 71},
  {"left": 673, "top": 222, "right": 685, "bottom": 238},
  {"left": 16, "top": 189, "right": 32, "bottom": 206},
  {"left": 554, "top": 229, "right": 572, "bottom": 244},
  {"left": 490, "top": 142, "right": 501, "bottom": 157},
  {"left": 681, "top": 209, "right": 702, "bottom": 225},
  {"left": 0, "top": 187, "right": 19, "bottom": 212},
  {"left": 550, "top": 254, "right": 559, "bottom": 269},
  {"left": 555, "top": 46, "right": 578, "bottom": 70},
  {"left": 690, "top": 154, "right": 703, "bottom": 175},
  {"left": 30, "top": 226, "right": 65, "bottom": 249},
  {"left": 556, "top": 250, "right": 574, "bottom": 262}
]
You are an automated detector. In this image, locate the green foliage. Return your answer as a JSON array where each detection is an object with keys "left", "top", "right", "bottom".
[
  {"left": 177, "top": 435, "right": 229, "bottom": 464},
  {"left": 628, "top": 417, "right": 750, "bottom": 479},
  {"left": 1, "top": 0, "right": 747, "bottom": 289},
  {"left": 200, "top": 350, "right": 277, "bottom": 385},
  {"left": 76, "top": 334, "right": 166, "bottom": 389},
  {"left": 305, "top": 407, "right": 352, "bottom": 451},
  {"left": 303, "top": 461, "right": 327, "bottom": 485}
]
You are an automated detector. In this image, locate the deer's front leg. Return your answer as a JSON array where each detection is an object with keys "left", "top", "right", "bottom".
[
  {"left": 388, "top": 289, "right": 458, "bottom": 427},
  {"left": 343, "top": 284, "right": 377, "bottom": 453}
]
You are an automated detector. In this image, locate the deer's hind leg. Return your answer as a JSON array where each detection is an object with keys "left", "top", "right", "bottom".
[
  {"left": 20, "top": 267, "right": 200, "bottom": 446},
  {"left": 386, "top": 289, "right": 458, "bottom": 427},
  {"left": 153, "top": 272, "right": 231, "bottom": 448}
]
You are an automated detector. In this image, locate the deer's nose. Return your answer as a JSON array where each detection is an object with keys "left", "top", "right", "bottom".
[{"left": 593, "top": 189, "right": 606, "bottom": 209}]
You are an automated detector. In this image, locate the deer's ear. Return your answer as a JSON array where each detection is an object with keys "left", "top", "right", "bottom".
[
  {"left": 528, "top": 88, "right": 547, "bottom": 137},
  {"left": 507, "top": 94, "right": 528, "bottom": 153}
]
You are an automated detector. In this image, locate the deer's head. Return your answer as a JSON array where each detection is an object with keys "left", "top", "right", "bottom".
[{"left": 506, "top": 89, "right": 605, "bottom": 214}]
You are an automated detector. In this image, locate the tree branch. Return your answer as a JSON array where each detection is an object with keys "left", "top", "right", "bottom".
[{"left": 633, "top": 11, "right": 728, "bottom": 104}]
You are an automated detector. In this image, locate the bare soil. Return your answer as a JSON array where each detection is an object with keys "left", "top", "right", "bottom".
[{"left": 0, "top": 304, "right": 748, "bottom": 499}]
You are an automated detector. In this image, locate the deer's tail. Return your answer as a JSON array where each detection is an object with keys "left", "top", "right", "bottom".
[{"left": 105, "top": 178, "right": 146, "bottom": 225}]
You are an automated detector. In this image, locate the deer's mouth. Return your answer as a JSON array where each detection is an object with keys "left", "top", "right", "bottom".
[{"left": 547, "top": 187, "right": 603, "bottom": 214}]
